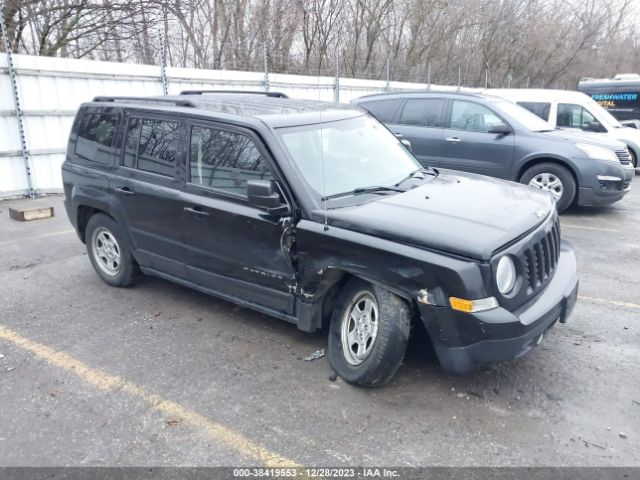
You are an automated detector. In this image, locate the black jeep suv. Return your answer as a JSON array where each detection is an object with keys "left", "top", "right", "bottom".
[{"left": 62, "top": 92, "right": 579, "bottom": 386}]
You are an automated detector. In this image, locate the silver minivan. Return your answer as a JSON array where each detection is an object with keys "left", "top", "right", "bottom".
[
  {"left": 487, "top": 88, "right": 640, "bottom": 168},
  {"left": 352, "top": 91, "right": 634, "bottom": 212}
]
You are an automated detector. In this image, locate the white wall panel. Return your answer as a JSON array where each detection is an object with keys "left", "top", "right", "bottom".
[
  {"left": 1, "top": 53, "right": 445, "bottom": 197},
  {"left": 31, "top": 153, "right": 64, "bottom": 191},
  {"left": 0, "top": 156, "right": 28, "bottom": 194}
]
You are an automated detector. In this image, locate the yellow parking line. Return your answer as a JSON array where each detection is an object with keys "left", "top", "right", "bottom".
[
  {"left": 0, "top": 324, "right": 299, "bottom": 468},
  {"left": 0, "top": 229, "right": 75, "bottom": 246},
  {"left": 579, "top": 295, "right": 640, "bottom": 310}
]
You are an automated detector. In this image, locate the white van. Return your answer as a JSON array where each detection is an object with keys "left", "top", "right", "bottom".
[{"left": 487, "top": 89, "right": 640, "bottom": 168}]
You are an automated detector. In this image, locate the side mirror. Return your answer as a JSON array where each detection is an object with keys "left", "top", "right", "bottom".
[
  {"left": 247, "top": 180, "right": 290, "bottom": 215},
  {"left": 585, "top": 121, "right": 605, "bottom": 133},
  {"left": 394, "top": 133, "right": 413, "bottom": 152},
  {"left": 400, "top": 138, "right": 413, "bottom": 152},
  {"left": 488, "top": 124, "right": 512, "bottom": 135}
]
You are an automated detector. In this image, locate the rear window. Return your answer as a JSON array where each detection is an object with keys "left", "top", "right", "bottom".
[
  {"left": 399, "top": 98, "right": 447, "bottom": 127},
  {"left": 517, "top": 102, "right": 551, "bottom": 121},
  {"left": 74, "top": 113, "right": 118, "bottom": 164},
  {"left": 358, "top": 99, "right": 403, "bottom": 122}
]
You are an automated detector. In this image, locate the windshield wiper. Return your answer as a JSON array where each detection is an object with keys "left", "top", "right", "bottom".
[
  {"left": 394, "top": 167, "right": 436, "bottom": 186},
  {"left": 321, "top": 185, "right": 405, "bottom": 201}
]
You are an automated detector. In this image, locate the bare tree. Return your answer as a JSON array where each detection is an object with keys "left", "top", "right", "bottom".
[{"left": 2, "top": 0, "right": 638, "bottom": 88}]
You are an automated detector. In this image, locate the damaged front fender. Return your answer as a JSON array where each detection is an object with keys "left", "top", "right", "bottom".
[{"left": 292, "top": 220, "right": 490, "bottom": 332}]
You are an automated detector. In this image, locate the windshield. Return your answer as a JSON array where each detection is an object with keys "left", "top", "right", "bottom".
[
  {"left": 492, "top": 100, "right": 555, "bottom": 131},
  {"left": 277, "top": 115, "right": 421, "bottom": 199},
  {"left": 584, "top": 97, "right": 623, "bottom": 127}
]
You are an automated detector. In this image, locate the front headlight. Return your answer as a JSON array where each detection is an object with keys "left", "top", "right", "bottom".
[
  {"left": 496, "top": 256, "right": 517, "bottom": 294},
  {"left": 575, "top": 143, "right": 619, "bottom": 162}
]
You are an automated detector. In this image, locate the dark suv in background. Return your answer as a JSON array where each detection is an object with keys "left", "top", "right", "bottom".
[
  {"left": 62, "top": 92, "right": 578, "bottom": 386},
  {"left": 352, "top": 92, "right": 634, "bottom": 212}
]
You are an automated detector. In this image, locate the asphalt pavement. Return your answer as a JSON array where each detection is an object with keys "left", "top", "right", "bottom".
[{"left": 0, "top": 183, "right": 638, "bottom": 467}]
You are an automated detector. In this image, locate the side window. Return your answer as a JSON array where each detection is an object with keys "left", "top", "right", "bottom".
[
  {"left": 450, "top": 100, "right": 506, "bottom": 133},
  {"left": 189, "top": 126, "right": 273, "bottom": 197},
  {"left": 399, "top": 99, "right": 447, "bottom": 127},
  {"left": 517, "top": 102, "right": 551, "bottom": 121},
  {"left": 74, "top": 113, "right": 118, "bottom": 164},
  {"left": 557, "top": 103, "right": 602, "bottom": 131},
  {"left": 358, "top": 99, "right": 402, "bottom": 122},
  {"left": 125, "top": 119, "right": 180, "bottom": 177}
]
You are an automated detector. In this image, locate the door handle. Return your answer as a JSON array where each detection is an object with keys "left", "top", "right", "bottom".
[
  {"left": 114, "top": 186, "right": 135, "bottom": 196},
  {"left": 445, "top": 137, "right": 461, "bottom": 143},
  {"left": 184, "top": 206, "right": 210, "bottom": 217}
]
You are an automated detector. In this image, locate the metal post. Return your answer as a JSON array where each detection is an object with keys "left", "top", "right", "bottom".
[
  {"left": 508, "top": 73, "right": 512, "bottom": 88},
  {"left": 263, "top": 42, "right": 269, "bottom": 92},
  {"left": 526, "top": 76, "right": 530, "bottom": 88},
  {"left": 485, "top": 69, "right": 488, "bottom": 88},
  {"left": 334, "top": 49, "right": 340, "bottom": 103},
  {"left": 427, "top": 62, "right": 431, "bottom": 90},
  {"left": 457, "top": 67, "right": 461, "bottom": 91},
  {"left": 385, "top": 58, "right": 390, "bottom": 92},
  {"left": 0, "top": 5, "right": 35, "bottom": 198},
  {"left": 158, "top": 30, "right": 168, "bottom": 95}
]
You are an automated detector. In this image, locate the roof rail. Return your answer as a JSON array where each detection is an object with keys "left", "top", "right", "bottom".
[
  {"left": 92, "top": 96, "right": 195, "bottom": 107},
  {"left": 179, "top": 90, "right": 289, "bottom": 98}
]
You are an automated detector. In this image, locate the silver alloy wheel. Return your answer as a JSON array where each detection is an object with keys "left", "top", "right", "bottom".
[
  {"left": 92, "top": 227, "right": 121, "bottom": 277},
  {"left": 341, "top": 291, "right": 379, "bottom": 366},
  {"left": 528, "top": 173, "right": 564, "bottom": 202}
]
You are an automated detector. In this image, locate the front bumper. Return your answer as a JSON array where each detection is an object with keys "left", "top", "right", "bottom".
[
  {"left": 419, "top": 241, "right": 579, "bottom": 373},
  {"left": 577, "top": 164, "right": 634, "bottom": 206}
]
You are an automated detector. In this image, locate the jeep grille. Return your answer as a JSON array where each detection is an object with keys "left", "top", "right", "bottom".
[{"left": 522, "top": 217, "right": 561, "bottom": 295}]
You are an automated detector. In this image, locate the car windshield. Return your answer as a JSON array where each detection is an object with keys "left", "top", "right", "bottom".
[
  {"left": 585, "top": 98, "right": 623, "bottom": 127},
  {"left": 277, "top": 115, "right": 421, "bottom": 199},
  {"left": 492, "top": 100, "right": 555, "bottom": 131}
]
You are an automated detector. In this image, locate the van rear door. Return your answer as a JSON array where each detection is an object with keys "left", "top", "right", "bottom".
[{"left": 387, "top": 97, "right": 448, "bottom": 168}]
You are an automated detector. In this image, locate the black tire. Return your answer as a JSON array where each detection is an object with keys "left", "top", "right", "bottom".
[
  {"left": 85, "top": 213, "right": 139, "bottom": 287},
  {"left": 520, "top": 162, "right": 576, "bottom": 213},
  {"left": 328, "top": 279, "right": 410, "bottom": 387},
  {"left": 630, "top": 148, "right": 637, "bottom": 169}
]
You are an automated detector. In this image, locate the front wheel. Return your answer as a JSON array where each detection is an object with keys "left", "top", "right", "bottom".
[
  {"left": 328, "top": 279, "right": 411, "bottom": 387},
  {"left": 520, "top": 162, "right": 576, "bottom": 213},
  {"left": 630, "top": 149, "right": 637, "bottom": 169}
]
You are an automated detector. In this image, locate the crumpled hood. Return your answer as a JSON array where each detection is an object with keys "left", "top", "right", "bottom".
[
  {"left": 316, "top": 171, "right": 554, "bottom": 260},
  {"left": 543, "top": 129, "right": 626, "bottom": 150}
]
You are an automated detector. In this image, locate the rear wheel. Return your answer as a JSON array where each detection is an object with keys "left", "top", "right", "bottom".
[
  {"left": 328, "top": 279, "right": 410, "bottom": 387},
  {"left": 86, "top": 213, "right": 139, "bottom": 287},
  {"left": 520, "top": 162, "right": 576, "bottom": 213},
  {"left": 630, "top": 148, "right": 637, "bottom": 168}
]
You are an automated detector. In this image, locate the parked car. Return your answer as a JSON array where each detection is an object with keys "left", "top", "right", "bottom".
[
  {"left": 352, "top": 91, "right": 634, "bottom": 212},
  {"left": 62, "top": 92, "right": 578, "bottom": 387},
  {"left": 487, "top": 88, "right": 640, "bottom": 168}
]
